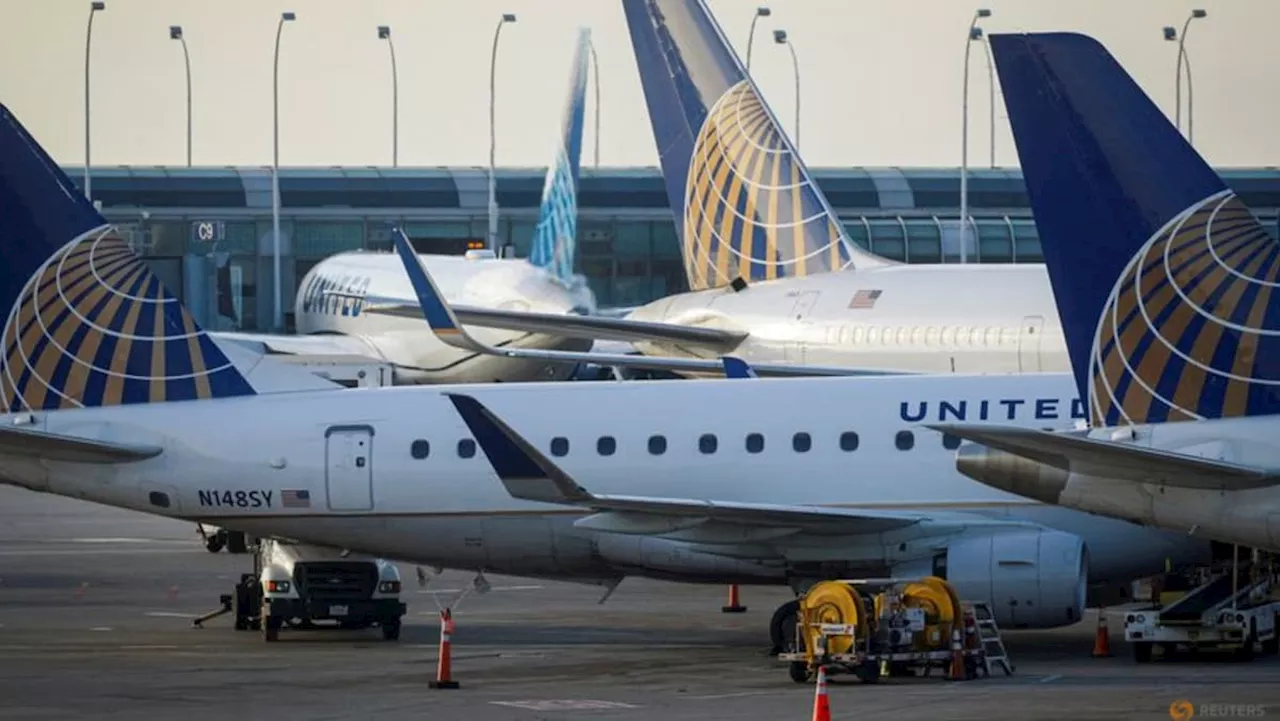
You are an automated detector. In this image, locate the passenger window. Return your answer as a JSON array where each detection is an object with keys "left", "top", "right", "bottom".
[
  {"left": 597, "top": 436, "right": 616, "bottom": 456},
  {"left": 792, "top": 432, "right": 812, "bottom": 453},
  {"left": 940, "top": 326, "right": 953, "bottom": 346},
  {"left": 868, "top": 327, "right": 881, "bottom": 344},
  {"left": 698, "top": 433, "right": 718, "bottom": 454},
  {"left": 457, "top": 439, "right": 476, "bottom": 459},
  {"left": 925, "top": 326, "right": 939, "bottom": 346},
  {"left": 968, "top": 327, "right": 983, "bottom": 346},
  {"left": 895, "top": 431, "right": 915, "bottom": 451},
  {"left": 839, "top": 431, "right": 859, "bottom": 452},
  {"left": 985, "top": 327, "right": 1001, "bottom": 346},
  {"left": 745, "top": 433, "right": 765, "bottom": 453},
  {"left": 550, "top": 437, "right": 569, "bottom": 457},
  {"left": 648, "top": 435, "right": 667, "bottom": 455},
  {"left": 910, "top": 326, "right": 924, "bottom": 345},
  {"left": 942, "top": 433, "right": 962, "bottom": 450},
  {"left": 410, "top": 439, "right": 430, "bottom": 459},
  {"left": 853, "top": 327, "right": 865, "bottom": 344},
  {"left": 896, "top": 327, "right": 910, "bottom": 345}
]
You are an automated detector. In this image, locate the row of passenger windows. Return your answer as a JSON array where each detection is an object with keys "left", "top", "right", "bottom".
[
  {"left": 407, "top": 430, "right": 964, "bottom": 460},
  {"left": 823, "top": 324, "right": 1033, "bottom": 349}
]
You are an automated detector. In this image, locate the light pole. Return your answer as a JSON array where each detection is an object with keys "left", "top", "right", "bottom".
[
  {"left": 588, "top": 38, "right": 601, "bottom": 169},
  {"left": 378, "top": 25, "right": 398, "bottom": 167},
  {"left": 744, "top": 6, "right": 770, "bottom": 71},
  {"left": 960, "top": 8, "right": 991, "bottom": 265},
  {"left": 982, "top": 33, "right": 995, "bottom": 168},
  {"left": 1165, "top": 10, "right": 1207, "bottom": 143},
  {"left": 170, "top": 25, "right": 192, "bottom": 167},
  {"left": 84, "top": 1, "right": 105, "bottom": 201},
  {"left": 272, "top": 10, "right": 296, "bottom": 332},
  {"left": 487, "top": 13, "right": 516, "bottom": 253},
  {"left": 773, "top": 30, "right": 799, "bottom": 148}
]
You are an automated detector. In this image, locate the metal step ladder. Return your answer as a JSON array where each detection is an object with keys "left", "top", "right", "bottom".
[{"left": 968, "top": 602, "right": 1014, "bottom": 676}]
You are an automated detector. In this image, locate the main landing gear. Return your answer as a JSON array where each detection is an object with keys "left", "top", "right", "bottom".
[{"left": 198, "top": 524, "right": 249, "bottom": 554}]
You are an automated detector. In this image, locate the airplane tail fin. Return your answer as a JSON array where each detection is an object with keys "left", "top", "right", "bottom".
[
  {"left": 622, "top": 0, "right": 891, "bottom": 292},
  {"left": 528, "top": 28, "right": 590, "bottom": 288},
  {"left": 992, "top": 32, "right": 1280, "bottom": 427},
  {"left": 0, "top": 103, "right": 329, "bottom": 413}
]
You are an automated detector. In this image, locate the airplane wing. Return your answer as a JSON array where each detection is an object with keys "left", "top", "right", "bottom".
[
  {"left": 210, "top": 331, "right": 384, "bottom": 359},
  {"left": 366, "top": 301, "right": 747, "bottom": 349},
  {"left": 929, "top": 423, "right": 1280, "bottom": 491},
  {"left": 388, "top": 228, "right": 911, "bottom": 379},
  {"left": 446, "top": 391, "right": 945, "bottom": 539},
  {"left": 0, "top": 425, "right": 162, "bottom": 463}
]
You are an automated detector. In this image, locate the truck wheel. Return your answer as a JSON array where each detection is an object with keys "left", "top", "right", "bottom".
[
  {"left": 262, "top": 615, "right": 282, "bottom": 642},
  {"left": 227, "top": 531, "right": 248, "bottom": 555},
  {"left": 381, "top": 620, "right": 402, "bottom": 641},
  {"left": 1133, "top": 642, "right": 1153, "bottom": 663}
]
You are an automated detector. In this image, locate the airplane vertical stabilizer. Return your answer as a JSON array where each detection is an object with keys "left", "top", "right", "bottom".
[
  {"left": 0, "top": 103, "right": 332, "bottom": 413},
  {"left": 992, "top": 32, "right": 1280, "bottom": 427},
  {"left": 622, "top": 0, "right": 892, "bottom": 292},
  {"left": 528, "top": 27, "right": 591, "bottom": 290}
]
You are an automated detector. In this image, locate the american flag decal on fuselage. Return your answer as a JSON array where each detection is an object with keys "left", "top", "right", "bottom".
[{"left": 281, "top": 489, "right": 311, "bottom": 508}]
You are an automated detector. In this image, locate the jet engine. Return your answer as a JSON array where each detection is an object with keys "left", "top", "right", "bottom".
[{"left": 930, "top": 529, "right": 1088, "bottom": 629}]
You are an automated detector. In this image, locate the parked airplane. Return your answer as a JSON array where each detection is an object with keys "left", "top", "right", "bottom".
[
  {"left": 932, "top": 32, "right": 1280, "bottom": 552},
  {"left": 210, "top": 29, "right": 600, "bottom": 385},
  {"left": 0, "top": 98, "right": 1210, "bottom": 648},
  {"left": 388, "top": 0, "right": 1071, "bottom": 378}
]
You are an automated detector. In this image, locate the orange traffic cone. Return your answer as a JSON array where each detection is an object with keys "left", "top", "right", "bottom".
[
  {"left": 948, "top": 627, "right": 967, "bottom": 681},
  {"left": 722, "top": 584, "right": 747, "bottom": 613},
  {"left": 73, "top": 582, "right": 89, "bottom": 599},
  {"left": 429, "top": 608, "right": 460, "bottom": 689},
  {"left": 1092, "top": 608, "right": 1112, "bottom": 657},
  {"left": 810, "top": 665, "right": 831, "bottom": 721}
]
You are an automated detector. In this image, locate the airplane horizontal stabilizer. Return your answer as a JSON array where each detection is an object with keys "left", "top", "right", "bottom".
[
  {"left": 0, "top": 425, "right": 163, "bottom": 464},
  {"left": 388, "top": 229, "right": 909, "bottom": 379},
  {"left": 930, "top": 424, "right": 1280, "bottom": 491},
  {"left": 210, "top": 331, "right": 384, "bottom": 359},
  {"left": 447, "top": 392, "right": 925, "bottom": 538}
]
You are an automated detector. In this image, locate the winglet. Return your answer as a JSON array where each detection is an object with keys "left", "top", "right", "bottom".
[
  {"left": 445, "top": 393, "right": 593, "bottom": 505},
  {"left": 721, "top": 356, "right": 758, "bottom": 379},
  {"left": 390, "top": 227, "right": 492, "bottom": 354}
]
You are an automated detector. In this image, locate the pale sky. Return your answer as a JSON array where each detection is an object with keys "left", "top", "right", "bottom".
[{"left": 0, "top": 0, "right": 1273, "bottom": 170}]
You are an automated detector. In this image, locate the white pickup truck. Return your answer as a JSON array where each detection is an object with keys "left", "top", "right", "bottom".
[{"left": 229, "top": 539, "right": 407, "bottom": 642}]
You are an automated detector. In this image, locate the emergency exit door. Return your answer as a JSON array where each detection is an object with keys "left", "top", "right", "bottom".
[{"left": 325, "top": 425, "right": 374, "bottom": 511}]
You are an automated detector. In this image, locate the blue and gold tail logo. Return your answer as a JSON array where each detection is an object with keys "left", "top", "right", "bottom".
[
  {"left": 1090, "top": 190, "right": 1280, "bottom": 425},
  {"left": 682, "top": 80, "right": 853, "bottom": 291},
  {"left": 529, "top": 143, "right": 578, "bottom": 286},
  {"left": 0, "top": 227, "right": 256, "bottom": 412}
]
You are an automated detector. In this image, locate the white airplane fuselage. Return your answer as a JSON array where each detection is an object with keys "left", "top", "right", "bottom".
[
  {"left": 291, "top": 252, "right": 595, "bottom": 384},
  {"left": 2, "top": 372, "right": 1208, "bottom": 625},
  {"left": 629, "top": 264, "right": 1068, "bottom": 374}
]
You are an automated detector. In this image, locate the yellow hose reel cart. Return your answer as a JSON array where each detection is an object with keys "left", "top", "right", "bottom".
[{"left": 778, "top": 576, "right": 986, "bottom": 684}]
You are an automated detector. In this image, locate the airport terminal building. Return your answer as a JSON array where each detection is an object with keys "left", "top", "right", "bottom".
[{"left": 65, "top": 165, "right": 1280, "bottom": 333}]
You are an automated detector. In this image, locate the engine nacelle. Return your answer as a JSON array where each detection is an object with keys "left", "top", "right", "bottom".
[{"left": 932, "top": 529, "right": 1088, "bottom": 629}]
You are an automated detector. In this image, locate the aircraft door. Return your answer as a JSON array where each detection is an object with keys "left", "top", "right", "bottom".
[
  {"left": 325, "top": 425, "right": 374, "bottom": 511},
  {"left": 786, "top": 291, "right": 822, "bottom": 363},
  {"left": 1018, "top": 315, "right": 1045, "bottom": 372}
]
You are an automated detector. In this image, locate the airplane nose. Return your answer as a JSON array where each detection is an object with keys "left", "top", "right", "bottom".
[{"left": 955, "top": 442, "right": 1070, "bottom": 505}]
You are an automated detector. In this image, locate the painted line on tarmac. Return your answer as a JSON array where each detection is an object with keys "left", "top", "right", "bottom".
[
  {"left": 69, "top": 538, "right": 194, "bottom": 544},
  {"left": 89, "top": 627, "right": 113, "bottom": 632},
  {"left": 491, "top": 700, "right": 641, "bottom": 711},
  {"left": 1039, "top": 674, "right": 1063, "bottom": 684},
  {"left": 689, "top": 691, "right": 774, "bottom": 700},
  {"left": 144, "top": 611, "right": 200, "bottom": 619},
  {"left": 0, "top": 548, "right": 205, "bottom": 557}
]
